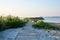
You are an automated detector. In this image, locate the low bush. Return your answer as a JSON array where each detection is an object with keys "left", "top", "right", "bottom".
[
  {"left": 29, "top": 18, "right": 38, "bottom": 22},
  {"left": 0, "top": 15, "right": 28, "bottom": 31},
  {"left": 32, "top": 21, "right": 60, "bottom": 30},
  {"left": 0, "top": 16, "right": 6, "bottom": 31}
]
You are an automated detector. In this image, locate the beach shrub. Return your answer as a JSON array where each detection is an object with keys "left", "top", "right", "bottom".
[
  {"left": 21, "top": 18, "right": 28, "bottom": 26},
  {"left": 0, "top": 16, "right": 6, "bottom": 31},
  {"left": 0, "top": 15, "right": 28, "bottom": 31},
  {"left": 5, "top": 17, "right": 23, "bottom": 28},
  {"left": 29, "top": 17, "right": 44, "bottom": 22},
  {"left": 0, "top": 19, "right": 4, "bottom": 31},
  {"left": 29, "top": 18, "right": 38, "bottom": 22},
  {"left": 32, "top": 21, "right": 60, "bottom": 30}
]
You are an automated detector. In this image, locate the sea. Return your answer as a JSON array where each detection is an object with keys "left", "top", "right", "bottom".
[{"left": 44, "top": 17, "right": 60, "bottom": 23}]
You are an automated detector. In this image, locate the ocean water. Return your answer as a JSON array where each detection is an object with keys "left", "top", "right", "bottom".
[{"left": 43, "top": 17, "right": 60, "bottom": 23}]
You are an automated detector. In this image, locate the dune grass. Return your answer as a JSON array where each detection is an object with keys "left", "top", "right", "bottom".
[
  {"left": 32, "top": 21, "right": 60, "bottom": 30},
  {"left": 0, "top": 15, "right": 28, "bottom": 31}
]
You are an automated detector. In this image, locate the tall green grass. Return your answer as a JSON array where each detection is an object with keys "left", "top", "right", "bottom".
[{"left": 0, "top": 15, "right": 28, "bottom": 31}]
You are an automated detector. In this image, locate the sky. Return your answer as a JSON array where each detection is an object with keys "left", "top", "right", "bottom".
[{"left": 0, "top": 0, "right": 60, "bottom": 17}]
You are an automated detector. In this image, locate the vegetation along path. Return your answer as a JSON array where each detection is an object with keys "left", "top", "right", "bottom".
[{"left": 0, "top": 21, "right": 60, "bottom": 40}]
